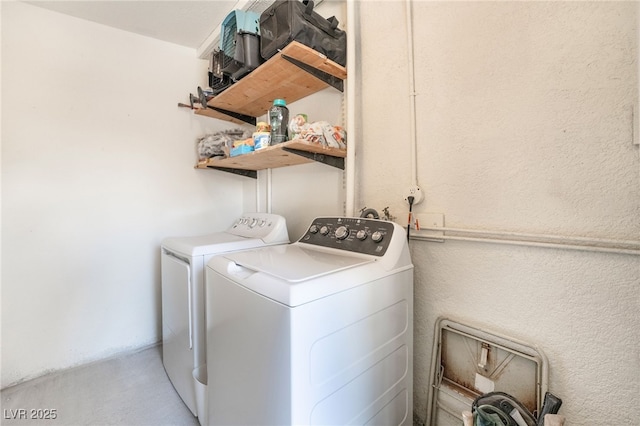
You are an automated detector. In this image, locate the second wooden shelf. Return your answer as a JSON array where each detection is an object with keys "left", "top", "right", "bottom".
[{"left": 196, "top": 139, "right": 346, "bottom": 178}]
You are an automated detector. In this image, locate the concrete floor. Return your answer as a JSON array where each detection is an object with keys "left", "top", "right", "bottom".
[{"left": 1, "top": 345, "right": 199, "bottom": 426}]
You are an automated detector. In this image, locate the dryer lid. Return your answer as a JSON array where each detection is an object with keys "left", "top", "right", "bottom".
[
  {"left": 162, "top": 233, "right": 257, "bottom": 256},
  {"left": 224, "top": 244, "right": 375, "bottom": 283}
]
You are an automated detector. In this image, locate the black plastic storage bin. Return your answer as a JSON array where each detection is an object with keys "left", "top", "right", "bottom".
[
  {"left": 209, "top": 49, "right": 234, "bottom": 94},
  {"left": 221, "top": 31, "right": 262, "bottom": 81}
]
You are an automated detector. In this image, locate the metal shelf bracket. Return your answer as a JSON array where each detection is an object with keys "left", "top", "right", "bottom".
[
  {"left": 281, "top": 54, "right": 344, "bottom": 92},
  {"left": 207, "top": 166, "right": 257, "bottom": 179},
  {"left": 208, "top": 107, "right": 256, "bottom": 126},
  {"left": 282, "top": 147, "right": 345, "bottom": 169}
]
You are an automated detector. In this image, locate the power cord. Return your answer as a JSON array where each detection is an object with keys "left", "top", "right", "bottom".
[{"left": 407, "top": 196, "right": 415, "bottom": 241}]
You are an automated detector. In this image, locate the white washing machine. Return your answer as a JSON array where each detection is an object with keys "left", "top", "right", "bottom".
[
  {"left": 160, "top": 213, "right": 289, "bottom": 425},
  {"left": 205, "top": 216, "right": 414, "bottom": 426}
]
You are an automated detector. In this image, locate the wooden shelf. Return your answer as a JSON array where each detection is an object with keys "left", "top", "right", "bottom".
[
  {"left": 191, "top": 42, "right": 347, "bottom": 177},
  {"left": 196, "top": 140, "right": 346, "bottom": 178},
  {"left": 194, "top": 42, "right": 347, "bottom": 122}
]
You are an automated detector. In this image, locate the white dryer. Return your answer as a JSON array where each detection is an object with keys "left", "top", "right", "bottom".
[
  {"left": 160, "top": 213, "right": 289, "bottom": 425},
  {"left": 205, "top": 216, "right": 414, "bottom": 426}
]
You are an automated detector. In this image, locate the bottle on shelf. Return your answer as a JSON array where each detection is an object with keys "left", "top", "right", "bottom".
[{"left": 269, "top": 98, "right": 289, "bottom": 144}]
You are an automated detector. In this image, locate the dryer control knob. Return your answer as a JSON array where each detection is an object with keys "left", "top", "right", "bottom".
[
  {"left": 309, "top": 225, "right": 319, "bottom": 234},
  {"left": 356, "top": 230, "right": 367, "bottom": 240},
  {"left": 372, "top": 231, "right": 384, "bottom": 243},
  {"left": 335, "top": 226, "right": 349, "bottom": 240},
  {"left": 320, "top": 226, "right": 330, "bottom": 236},
  {"left": 249, "top": 218, "right": 258, "bottom": 228}
]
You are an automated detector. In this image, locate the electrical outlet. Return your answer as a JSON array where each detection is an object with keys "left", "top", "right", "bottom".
[{"left": 404, "top": 185, "right": 424, "bottom": 205}]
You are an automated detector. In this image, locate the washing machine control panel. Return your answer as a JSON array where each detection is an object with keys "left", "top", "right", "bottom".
[
  {"left": 227, "top": 213, "right": 288, "bottom": 240},
  {"left": 300, "top": 217, "right": 395, "bottom": 256}
]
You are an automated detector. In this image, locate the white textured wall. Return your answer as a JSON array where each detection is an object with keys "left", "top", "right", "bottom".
[
  {"left": 357, "top": 1, "right": 639, "bottom": 424},
  {"left": 1, "top": 2, "right": 244, "bottom": 388}
]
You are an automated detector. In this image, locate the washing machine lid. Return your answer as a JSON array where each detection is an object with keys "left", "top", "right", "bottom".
[
  {"left": 162, "top": 233, "right": 265, "bottom": 257},
  {"left": 224, "top": 244, "right": 375, "bottom": 283}
]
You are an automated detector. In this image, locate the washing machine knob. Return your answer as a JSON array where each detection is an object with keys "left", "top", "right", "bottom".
[
  {"left": 356, "top": 230, "right": 367, "bottom": 240},
  {"left": 335, "top": 226, "right": 349, "bottom": 240},
  {"left": 309, "top": 225, "right": 319, "bottom": 234},
  {"left": 320, "top": 226, "right": 330, "bottom": 236},
  {"left": 371, "top": 231, "right": 384, "bottom": 243},
  {"left": 249, "top": 218, "right": 258, "bottom": 228}
]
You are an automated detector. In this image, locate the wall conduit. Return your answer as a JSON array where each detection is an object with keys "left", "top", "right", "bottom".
[
  {"left": 405, "top": 0, "right": 419, "bottom": 187},
  {"left": 412, "top": 226, "right": 640, "bottom": 256},
  {"left": 345, "top": 0, "right": 357, "bottom": 216}
]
